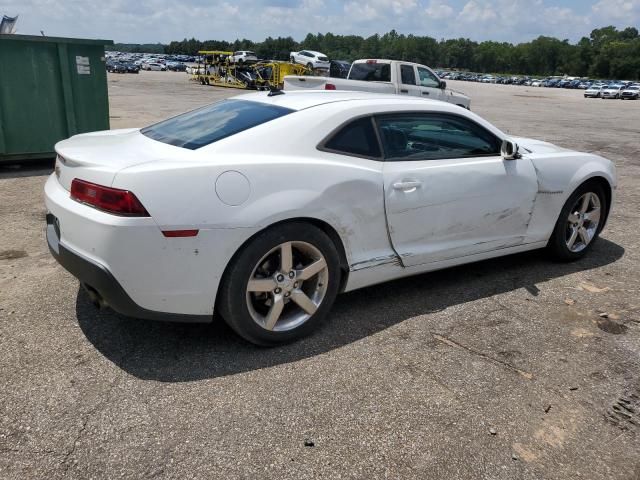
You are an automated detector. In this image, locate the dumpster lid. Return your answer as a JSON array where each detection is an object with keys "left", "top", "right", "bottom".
[{"left": 0, "top": 33, "right": 113, "bottom": 45}]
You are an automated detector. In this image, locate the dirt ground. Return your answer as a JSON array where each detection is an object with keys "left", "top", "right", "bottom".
[{"left": 1, "top": 71, "right": 639, "bottom": 479}]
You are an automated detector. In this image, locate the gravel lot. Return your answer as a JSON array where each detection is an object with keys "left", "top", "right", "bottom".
[{"left": 1, "top": 71, "right": 639, "bottom": 479}]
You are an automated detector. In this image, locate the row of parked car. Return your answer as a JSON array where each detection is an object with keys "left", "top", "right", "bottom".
[
  {"left": 584, "top": 82, "right": 640, "bottom": 99},
  {"left": 105, "top": 51, "right": 196, "bottom": 74},
  {"left": 438, "top": 70, "right": 640, "bottom": 100}
]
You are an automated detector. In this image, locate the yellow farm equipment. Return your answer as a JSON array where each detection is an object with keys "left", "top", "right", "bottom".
[{"left": 191, "top": 50, "right": 309, "bottom": 90}]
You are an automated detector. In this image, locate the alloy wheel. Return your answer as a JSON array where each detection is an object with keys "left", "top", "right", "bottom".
[
  {"left": 565, "top": 192, "right": 601, "bottom": 252},
  {"left": 246, "top": 241, "right": 329, "bottom": 332}
]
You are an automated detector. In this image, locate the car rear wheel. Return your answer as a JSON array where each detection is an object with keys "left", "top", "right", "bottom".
[
  {"left": 307, "top": 62, "right": 313, "bottom": 70},
  {"left": 290, "top": 56, "right": 295, "bottom": 63},
  {"left": 547, "top": 182, "right": 606, "bottom": 261},
  {"left": 218, "top": 222, "right": 341, "bottom": 346}
]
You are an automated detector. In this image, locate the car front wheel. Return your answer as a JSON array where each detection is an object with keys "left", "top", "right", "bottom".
[
  {"left": 218, "top": 222, "right": 341, "bottom": 346},
  {"left": 547, "top": 182, "right": 606, "bottom": 261}
]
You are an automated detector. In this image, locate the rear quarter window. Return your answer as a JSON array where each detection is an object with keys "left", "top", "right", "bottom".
[
  {"left": 141, "top": 99, "right": 293, "bottom": 150},
  {"left": 349, "top": 63, "right": 391, "bottom": 82},
  {"left": 321, "top": 117, "right": 381, "bottom": 159}
]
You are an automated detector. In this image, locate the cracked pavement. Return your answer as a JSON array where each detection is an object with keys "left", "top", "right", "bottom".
[{"left": 1, "top": 73, "right": 640, "bottom": 478}]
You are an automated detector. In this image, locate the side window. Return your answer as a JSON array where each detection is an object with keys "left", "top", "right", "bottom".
[
  {"left": 322, "top": 117, "right": 381, "bottom": 158},
  {"left": 400, "top": 65, "right": 416, "bottom": 85},
  {"left": 417, "top": 67, "right": 440, "bottom": 88},
  {"left": 376, "top": 114, "right": 502, "bottom": 161}
]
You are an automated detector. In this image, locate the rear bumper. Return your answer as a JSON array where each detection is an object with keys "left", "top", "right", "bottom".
[{"left": 47, "top": 213, "right": 211, "bottom": 323}]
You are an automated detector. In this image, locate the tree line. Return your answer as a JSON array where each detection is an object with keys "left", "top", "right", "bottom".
[{"left": 115, "top": 26, "right": 640, "bottom": 79}]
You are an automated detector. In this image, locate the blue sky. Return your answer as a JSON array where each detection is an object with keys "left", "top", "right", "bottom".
[{"left": 4, "top": 0, "right": 639, "bottom": 44}]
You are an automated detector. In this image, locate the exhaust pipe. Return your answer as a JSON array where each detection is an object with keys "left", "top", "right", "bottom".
[{"left": 82, "top": 283, "right": 107, "bottom": 309}]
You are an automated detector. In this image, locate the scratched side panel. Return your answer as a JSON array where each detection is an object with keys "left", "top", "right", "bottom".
[
  {"left": 525, "top": 151, "right": 617, "bottom": 243},
  {"left": 383, "top": 156, "right": 539, "bottom": 267}
]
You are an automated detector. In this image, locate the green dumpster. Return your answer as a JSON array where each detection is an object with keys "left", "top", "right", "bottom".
[{"left": 0, "top": 34, "right": 113, "bottom": 163}]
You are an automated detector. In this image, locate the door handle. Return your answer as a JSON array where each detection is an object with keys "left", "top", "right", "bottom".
[
  {"left": 422, "top": 91, "right": 429, "bottom": 95},
  {"left": 393, "top": 180, "right": 422, "bottom": 191}
]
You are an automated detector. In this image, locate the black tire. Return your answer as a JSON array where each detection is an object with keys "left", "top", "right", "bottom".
[
  {"left": 290, "top": 56, "right": 295, "bottom": 63},
  {"left": 547, "top": 181, "right": 607, "bottom": 262},
  {"left": 307, "top": 62, "right": 313, "bottom": 70},
  {"left": 218, "top": 222, "right": 341, "bottom": 346}
]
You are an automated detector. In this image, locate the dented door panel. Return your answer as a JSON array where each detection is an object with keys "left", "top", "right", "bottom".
[{"left": 383, "top": 155, "right": 538, "bottom": 267}]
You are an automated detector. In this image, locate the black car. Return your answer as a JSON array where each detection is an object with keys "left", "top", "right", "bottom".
[
  {"left": 329, "top": 60, "right": 351, "bottom": 79},
  {"left": 123, "top": 63, "right": 140, "bottom": 74},
  {"left": 106, "top": 61, "right": 127, "bottom": 73},
  {"left": 167, "top": 62, "right": 187, "bottom": 72}
]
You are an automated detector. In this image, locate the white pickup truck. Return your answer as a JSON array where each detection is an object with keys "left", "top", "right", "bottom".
[{"left": 283, "top": 59, "right": 471, "bottom": 109}]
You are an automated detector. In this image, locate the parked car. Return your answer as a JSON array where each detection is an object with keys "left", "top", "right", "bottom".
[
  {"left": 45, "top": 90, "right": 615, "bottom": 345},
  {"left": 620, "top": 85, "right": 640, "bottom": 100},
  {"left": 106, "top": 61, "right": 127, "bottom": 74},
  {"left": 142, "top": 62, "right": 167, "bottom": 71},
  {"left": 601, "top": 85, "right": 624, "bottom": 99},
  {"left": 230, "top": 51, "right": 258, "bottom": 64},
  {"left": 166, "top": 61, "right": 187, "bottom": 72},
  {"left": 284, "top": 59, "right": 471, "bottom": 109},
  {"left": 584, "top": 85, "right": 605, "bottom": 98},
  {"left": 329, "top": 60, "right": 351, "bottom": 79},
  {"left": 531, "top": 79, "right": 542, "bottom": 87},
  {"left": 123, "top": 63, "right": 140, "bottom": 74},
  {"left": 289, "top": 50, "right": 330, "bottom": 70}
]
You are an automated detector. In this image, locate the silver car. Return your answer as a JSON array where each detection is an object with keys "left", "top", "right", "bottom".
[
  {"left": 601, "top": 85, "right": 624, "bottom": 99},
  {"left": 584, "top": 85, "right": 605, "bottom": 98},
  {"left": 621, "top": 85, "right": 640, "bottom": 100}
]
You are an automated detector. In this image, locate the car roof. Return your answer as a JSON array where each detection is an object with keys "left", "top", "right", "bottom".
[
  {"left": 231, "top": 90, "right": 449, "bottom": 112},
  {"left": 304, "top": 50, "right": 325, "bottom": 56}
]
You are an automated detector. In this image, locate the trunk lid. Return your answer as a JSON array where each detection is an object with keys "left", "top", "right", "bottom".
[{"left": 54, "top": 128, "right": 172, "bottom": 191}]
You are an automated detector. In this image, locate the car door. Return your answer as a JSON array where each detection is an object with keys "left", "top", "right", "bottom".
[
  {"left": 416, "top": 66, "right": 444, "bottom": 102},
  {"left": 378, "top": 112, "right": 538, "bottom": 267},
  {"left": 397, "top": 64, "right": 421, "bottom": 97}
]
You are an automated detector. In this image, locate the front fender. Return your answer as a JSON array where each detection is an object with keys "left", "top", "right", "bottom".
[{"left": 526, "top": 152, "right": 616, "bottom": 242}]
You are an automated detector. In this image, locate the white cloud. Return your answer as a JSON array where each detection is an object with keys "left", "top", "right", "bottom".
[
  {"left": 458, "top": 0, "right": 497, "bottom": 23},
  {"left": 424, "top": 0, "right": 454, "bottom": 20},
  {"left": 591, "top": 0, "right": 640, "bottom": 23}
]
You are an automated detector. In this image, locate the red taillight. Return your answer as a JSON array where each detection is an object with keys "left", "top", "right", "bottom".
[
  {"left": 70, "top": 178, "right": 150, "bottom": 217},
  {"left": 325, "top": 83, "right": 336, "bottom": 90},
  {"left": 366, "top": 59, "right": 377, "bottom": 64}
]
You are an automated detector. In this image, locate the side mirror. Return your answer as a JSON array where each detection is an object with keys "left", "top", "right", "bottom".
[
  {"left": 501, "top": 139, "right": 520, "bottom": 160},
  {"left": 439, "top": 80, "right": 446, "bottom": 89}
]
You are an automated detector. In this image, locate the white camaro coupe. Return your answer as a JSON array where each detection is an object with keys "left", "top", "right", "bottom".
[{"left": 45, "top": 91, "right": 616, "bottom": 345}]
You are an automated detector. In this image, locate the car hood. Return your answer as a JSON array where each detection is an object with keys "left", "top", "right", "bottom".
[{"left": 511, "top": 137, "right": 570, "bottom": 154}]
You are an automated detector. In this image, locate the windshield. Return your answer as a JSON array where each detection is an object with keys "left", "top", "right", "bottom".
[
  {"left": 141, "top": 99, "right": 294, "bottom": 150},
  {"left": 349, "top": 63, "right": 391, "bottom": 82}
]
